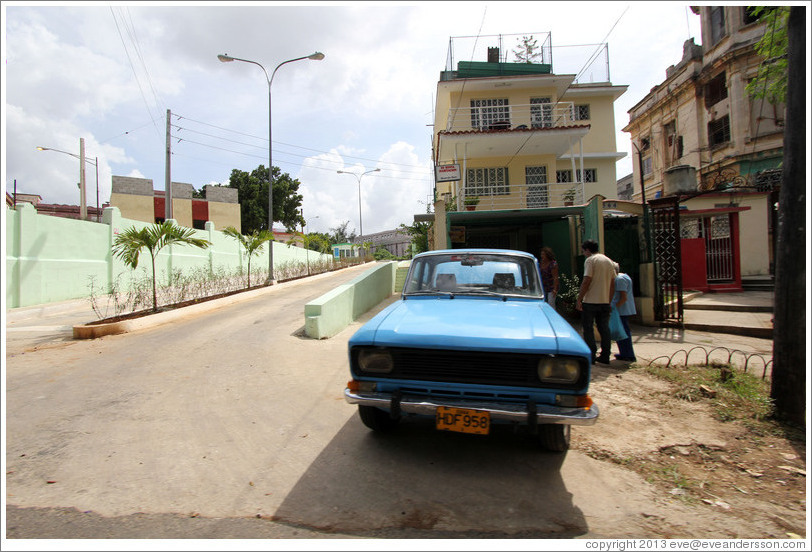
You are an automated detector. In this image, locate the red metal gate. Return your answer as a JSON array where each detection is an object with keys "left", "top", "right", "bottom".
[{"left": 703, "top": 215, "right": 734, "bottom": 282}]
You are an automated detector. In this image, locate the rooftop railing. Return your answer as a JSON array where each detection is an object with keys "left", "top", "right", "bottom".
[{"left": 444, "top": 33, "right": 611, "bottom": 84}]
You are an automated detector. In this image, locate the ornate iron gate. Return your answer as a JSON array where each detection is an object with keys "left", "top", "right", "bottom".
[
  {"left": 649, "top": 197, "right": 683, "bottom": 325},
  {"left": 704, "top": 214, "right": 734, "bottom": 282}
]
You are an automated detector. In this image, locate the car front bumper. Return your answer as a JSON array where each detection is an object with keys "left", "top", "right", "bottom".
[{"left": 344, "top": 389, "right": 599, "bottom": 426}]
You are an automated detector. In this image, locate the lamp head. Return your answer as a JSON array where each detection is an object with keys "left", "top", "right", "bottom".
[
  {"left": 308, "top": 52, "right": 325, "bottom": 61},
  {"left": 218, "top": 54, "right": 235, "bottom": 62},
  {"left": 36, "top": 146, "right": 47, "bottom": 151}
]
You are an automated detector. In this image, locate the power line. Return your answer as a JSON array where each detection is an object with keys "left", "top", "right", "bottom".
[
  {"left": 171, "top": 112, "right": 433, "bottom": 175},
  {"left": 502, "top": 7, "right": 629, "bottom": 168},
  {"left": 110, "top": 7, "right": 161, "bottom": 135}
]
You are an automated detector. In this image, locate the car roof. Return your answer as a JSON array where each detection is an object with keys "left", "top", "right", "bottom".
[{"left": 413, "top": 249, "right": 536, "bottom": 260}]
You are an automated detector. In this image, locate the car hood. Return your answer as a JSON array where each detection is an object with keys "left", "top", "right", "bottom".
[{"left": 350, "top": 296, "right": 590, "bottom": 356}]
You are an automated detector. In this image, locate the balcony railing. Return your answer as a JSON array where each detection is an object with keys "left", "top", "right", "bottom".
[
  {"left": 444, "top": 180, "right": 586, "bottom": 212},
  {"left": 444, "top": 102, "right": 584, "bottom": 133}
]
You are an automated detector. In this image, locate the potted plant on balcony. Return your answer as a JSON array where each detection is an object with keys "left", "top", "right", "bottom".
[
  {"left": 563, "top": 187, "right": 577, "bottom": 206},
  {"left": 464, "top": 196, "right": 480, "bottom": 211}
]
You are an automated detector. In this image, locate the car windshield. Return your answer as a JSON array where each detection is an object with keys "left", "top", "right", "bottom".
[{"left": 403, "top": 252, "right": 543, "bottom": 298}]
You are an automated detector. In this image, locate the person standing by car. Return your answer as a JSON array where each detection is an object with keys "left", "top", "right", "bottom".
[
  {"left": 612, "top": 262, "right": 637, "bottom": 362},
  {"left": 538, "top": 246, "right": 559, "bottom": 308},
  {"left": 576, "top": 240, "right": 615, "bottom": 365}
]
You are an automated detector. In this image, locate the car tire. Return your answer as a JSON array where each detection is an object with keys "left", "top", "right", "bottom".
[
  {"left": 358, "top": 406, "right": 399, "bottom": 432},
  {"left": 539, "top": 424, "right": 570, "bottom": 452}
]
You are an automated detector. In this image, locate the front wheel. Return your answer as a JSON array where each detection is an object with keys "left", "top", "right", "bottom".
[
  {"left": 358, "top": 406, "right": 399, "bottom": 432},
  {"left": 538, "top": 424, "right": 571, "bottom": 452}
]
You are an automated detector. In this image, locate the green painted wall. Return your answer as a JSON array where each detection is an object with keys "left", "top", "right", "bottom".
[
  {"left": 304, "top": 261, "right": 397, "bottom": 339},
  {"left": 5, "top": 205, "right": 332, "bottom": 308}
]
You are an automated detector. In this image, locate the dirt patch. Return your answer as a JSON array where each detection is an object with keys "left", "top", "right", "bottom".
[{"left": 573, "top": 364, "right": 807, "bottom": 538}]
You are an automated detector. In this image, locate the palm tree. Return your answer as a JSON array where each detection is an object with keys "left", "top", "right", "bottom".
[
  {"left": 362, "top": 240, "right": 374, "bottom": 259},
  {"left": 223, "top": 227, "right": 274, "bottom": 288},
  {"left": 112, "top": 221, "right": 211, "bottom": 312}
]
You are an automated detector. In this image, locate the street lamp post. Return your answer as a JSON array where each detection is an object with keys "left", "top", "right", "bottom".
[
  {"left": 301, "top": 210, "right": 319, "bottom": 276},
  {"left": 218, "top": 51, "right": 325, "bottom": 283},
  {"left": 336, "top": 168, "right": 380, "bottom": 239},
  {"left": 37, "top": 141, "right": 99, "bottom": 221}
]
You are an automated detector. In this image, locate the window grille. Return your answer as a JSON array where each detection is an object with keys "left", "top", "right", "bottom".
[
  {"left": 466, "top": 167, "right": 510, "bottom": 196},
  {"left": 525, "top": 166, "right": 549, "bottom": 208},
  {"left": 708, "top": 115, "right": 731, "bottom": 147},
  {"left": 530, "top": 97, "right": 552, "bottom": 128},
  {"left": 574, "top": 104, "right": 591, "bottom": 121},
  {"left": 577, "top": 169, "right": 597, "bottom": 183},
  {"left": 556, "top": 169, "right": 572, "bottom": 183},
  {"left": 470, "top": 98, "right": 510, "bottom": 130}
]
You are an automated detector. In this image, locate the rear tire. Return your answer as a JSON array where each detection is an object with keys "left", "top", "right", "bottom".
[
  {"left": 358, "top": 406, "right": 399, "bottom": 432},
  {"left": 539, "top": 424, "right": 571, "bottom": 452}
]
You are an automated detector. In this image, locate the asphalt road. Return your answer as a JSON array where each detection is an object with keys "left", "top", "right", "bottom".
[{"left": 4, "top": 263, "right": 704, "bottom": 541}]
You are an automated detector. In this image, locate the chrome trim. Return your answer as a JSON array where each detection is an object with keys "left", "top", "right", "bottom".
[{"left": 344, "top": 389, "right": 598, "bottom": 426}]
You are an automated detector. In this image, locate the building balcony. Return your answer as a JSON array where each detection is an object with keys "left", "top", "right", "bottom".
[
  {"left": 436, "top": 102, "right": 590, "bottom": 161},
  {"left": 443, "top": 180, "right": 586, "bottom": 212}
]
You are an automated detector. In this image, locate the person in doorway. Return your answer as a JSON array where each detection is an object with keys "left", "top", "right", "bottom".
[
  {"left": 576, "top": 240, "right": 616, "bottom": 365},
  {"left": 612, "top": 262, "right": 637, "bottom": 362},
  {"left": 538, "top": 246, "right": 559, "bottom": 308}
]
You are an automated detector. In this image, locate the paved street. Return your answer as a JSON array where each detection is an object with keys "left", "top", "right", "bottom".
[{"left": 5, "top": 266, "right": 776, "bottom": 540}]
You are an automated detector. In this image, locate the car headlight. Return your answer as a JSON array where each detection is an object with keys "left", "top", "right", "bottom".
[
  {"left": 537, "top": 357, "right": 580, "bottom": 384},
  {"left": 357, "top": 348, "right": 394, "bottom": 373}
]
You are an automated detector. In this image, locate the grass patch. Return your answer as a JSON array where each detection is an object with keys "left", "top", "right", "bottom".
[{"left": 643, "top": 362, "right": 774, "bottom": 424}]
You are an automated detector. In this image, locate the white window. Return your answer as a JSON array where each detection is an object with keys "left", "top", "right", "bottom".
[
  {"left": 470, "top": 99, "right": 510, "bottom": 130},
  {"left": 574, "top": 104, "right": 591, "bottom": 121},
  {"left": 467, "top": 167, "right": 510, "bottom": 196},
  {"left": 556, "top": 168, "right": 596, "bottom": 183},
  {"left": 530, "top": 97, "right": 552, "bottom": 128}
]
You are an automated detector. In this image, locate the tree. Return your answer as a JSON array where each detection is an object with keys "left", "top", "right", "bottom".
[
  {"left": 745, "top": 7, "right": 790, "bottom": 104},
  {"left": 769, "top": 6, "right": 805, "bottom": 426},
  {"left": 512, "top": 35, "right": 542, "bottom": 64},
  {"left": 399, "top": 220, "right": 431, "bottom": 255},
  {"left": 223, "top": 227, "right": 274, "bottom": 289},
  {"left": 329, "top": 220, "right": 357, "bottom": 244},
  {"left": 226, "top": 165, "right": 304, "bottom": 235},
  {"left": 362, "top": 240, "right": 374, "bottom": 258},
  {"left": 112, "top": 221, "right": 211, "bottom": 312}
]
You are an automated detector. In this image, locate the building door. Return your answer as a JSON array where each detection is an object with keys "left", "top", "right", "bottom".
[
  {"left": 650, "top": 197, "right": 684, "bottom": 325},
  {"left": 703, "top": 214, "right": 734, "bottom": 282}
]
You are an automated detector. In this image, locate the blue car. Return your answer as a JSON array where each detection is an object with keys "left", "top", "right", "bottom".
[{"left": 344, "top": 249, "right": 598, "bottom": 451}]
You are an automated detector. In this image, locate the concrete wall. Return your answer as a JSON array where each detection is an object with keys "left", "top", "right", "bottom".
[
  {"left": 304, "top": 261, "right": 399, "bottom": 339},
  {"left": 5, "top": 204, "right": 332, "bottom": 309}
]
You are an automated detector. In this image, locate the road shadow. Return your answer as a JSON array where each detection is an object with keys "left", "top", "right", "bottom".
[{"left": 272, "top": 415, "right": 587, "bottom": 538}]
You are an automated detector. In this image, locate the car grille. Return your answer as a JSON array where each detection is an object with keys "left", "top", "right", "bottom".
[{"left": 353, "top": 347, "right": 586, "bottom": 390}]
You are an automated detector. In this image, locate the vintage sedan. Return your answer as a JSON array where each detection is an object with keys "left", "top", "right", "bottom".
[{"left": 344, "top": 249, "right": 598, "bottom": 451}]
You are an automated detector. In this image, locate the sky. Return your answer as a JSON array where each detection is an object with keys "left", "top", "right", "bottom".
[{"left": 2, "top": 1, "right": 708, "bottom": 236}]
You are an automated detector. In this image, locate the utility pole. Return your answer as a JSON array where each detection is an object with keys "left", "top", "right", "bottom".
[
  {"left": 165, "top": 109, "right": 172, "bottom": 222},
  {"left": 79, "top": 137, "right": 87, "bottom": 220}
]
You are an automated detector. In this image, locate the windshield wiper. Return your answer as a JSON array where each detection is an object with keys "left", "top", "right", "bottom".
[{"left": 403, "top": 290, "right": 456, "bottom": 298}]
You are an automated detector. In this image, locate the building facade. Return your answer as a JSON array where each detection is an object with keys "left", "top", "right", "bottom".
[
  {"left": 623, "top": 6, "right": 782, "bottom": 280},
  {"left": 109, "top": 176, "right": 241, "bottom": 232},
  {"left": 433, "top": 34, "right": 627, "bottom": 214}
]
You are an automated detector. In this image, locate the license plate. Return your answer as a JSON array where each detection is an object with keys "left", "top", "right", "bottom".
[{"left": 435, "top": 406, "right": 490, "bottom": 435}]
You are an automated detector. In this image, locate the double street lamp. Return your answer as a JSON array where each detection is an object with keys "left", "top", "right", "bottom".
[
  {"left": 37, "top": 139, "right": 99, "bottom": 221},
  {"left": 218, "top": 51, "right": 325, "bottom": 282},
  {"left": 336, "top": 168, "right": 380, "bottom": 238}
]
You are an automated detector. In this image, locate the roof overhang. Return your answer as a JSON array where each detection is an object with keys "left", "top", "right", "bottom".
[
  {"left": 446, "top": 206, "right": 586, "bottom": 226},
  {"left": 437, "top": 73, "right": 576, "bottom": 98},
  {"left": 437, "top": 125, "right": 590, "bottom": 161}
]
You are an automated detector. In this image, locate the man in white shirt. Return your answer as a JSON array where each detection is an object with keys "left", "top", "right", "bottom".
[{"left": 576, "top": 240, "right": 616, "bottom": 365}]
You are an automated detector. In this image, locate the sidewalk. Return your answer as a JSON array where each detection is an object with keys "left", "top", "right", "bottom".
[{"left": 683, "top": 290, "right": 773, "bottom": 339}]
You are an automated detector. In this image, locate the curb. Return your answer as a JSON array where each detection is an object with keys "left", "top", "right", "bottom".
[{"left": 71, "top": 263, "right": 373, "bottom": 340}]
